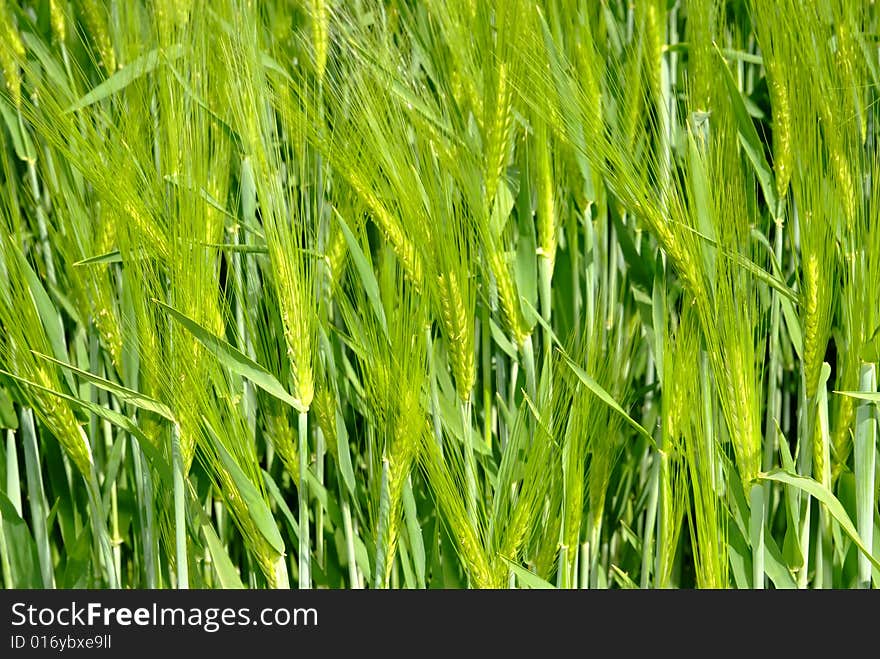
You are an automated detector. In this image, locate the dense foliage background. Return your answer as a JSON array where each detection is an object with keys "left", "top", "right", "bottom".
[{"left": 0, "top": 0, "right": 878, "bottom": 589}]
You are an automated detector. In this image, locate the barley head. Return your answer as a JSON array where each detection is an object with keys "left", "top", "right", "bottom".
[
  {"left": 278, "top": 297, "right": 315, "bottom": 410},
  {"left": 0, "top": 3, "right": 24, "bottom": 108},
  {"left": 488, "top": 247, "right": 528, "bottom": 347},
  {"left": 802, "top": 251, "right": 822, "bottom": 397},
  {"left": 643, "top": 0, "right": 664, "bottom": 101},
  {"left": 484, "top": 62, "right": 513, "bottom": 206},
  {"left": 49, "top": 0, "right": 66, "bottom": 43},
  {"left": 535, "top": 123, "right": 557, "bottom": 267},
  {"left": 33, "top": 367, "right": 94, "bottom": 478},
  {"left": 437, "top": 269, "right": 475, "bottom": 400},
  {"left": 348, "top": 173, "right": 422, "bottom": 285},
  {"left": 312, "top": 386, "right": 337, "bottom": 454},
  {"left": 831, "top": 394, "right": 854, "bottom": 478},
  {"left": 767, "top": 63, "right": 792, "bottom": 201},
  {"left": 80, "top": 0, "right": 117, "bottom": 72},
  {"left": 724, "top": 351, "right": 761, "bottom": 483},
  {"left": 309, "top": 0, "right": 329, "bottom": 82},
  {"left": 325, "top": 223, "right": 349, "bottom": 286}
]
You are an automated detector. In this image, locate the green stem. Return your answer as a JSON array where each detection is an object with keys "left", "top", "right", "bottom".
[
  {"left": 21, "top": 409, "right": 54, "bottom": 588},
  {"left": 796, "top": 386, "right": 813, "bottom": 589},
  {"left": 373, "top": 458, "right": 391, "bottom": 589},
  {"left": 131, "top": 435, "right": 156, "bottom": 588},
  {"left": 107, "top": 425, "right": 122, "bottom": 579},
  {"left": 481, "top": 303, "right": 493, "bottom": 450},
  {"left": 462, "top": 399, "right": 477, "bottom": 523},
  {"left": 641, "top": 450, "right": 660, "bottom": 588},
  {"left": 315, "top": 426, "right": 325, "bottom": 570},
  {"left": 232, "top": 204, "right": 255, "bottom": 437},
  {"left": 507, "top": 360, "right": 519, "bottom": 419},
  {"left": 763, "top": 217, "right": 784, "bottom": 481},
  {"left": 426, "top": 328, "right": 443, "bottom": 447},
  {"left": 654, "top": 450, "right": 670, "bottom": 588},
  {"left": 522, "top": 334, "right": 537, "bottom": 402},
  {"left": 605, "top": 208, "right": 618, "bottom": 331},
  {"left": 496, "top": 345, "right": 509, "bottom": 449},
  {"left": 6, "top": 427, "right": 22, "bottom": 515},
  {"left": 749, "top": 484, "right": 765, "bottom": 590},
  {"left": 0, "top": 509, "right": 10, "bottom": 587},
  {"left": 298, "top": 410, "right": 311, "bottom": 589},
  {"left": 815, "top": 365, "right": 833, "bottom": 588},
  {"left": 87, "top": 465, "right": 119, "bottom": 588},
  {"left": 815, "top": 507, "right": 832, "bottom": 589},
  {"left": 103, "top": 398, "right": 123, "bottom": 582},
  {"left": 1, "top": 429, "right": 19, "bottom": 587},
  {"left": 557, "top": 541, "right": 570, "bottom": 589},
  {"left": 588, "top": 515, "right": 603, "bottom": 589},
  {"left": 584, "top": 205, "right": 596, "bottom": 333},
  {"left": 341, "top": 496, "right": 360, "bottom": 588},
  {"left": 171, "top": 422, "right": 187, "bottom": 589},
  {"left": 538, "top": 255, "right": 553, "bottom": 374},
  {"left": 579, "top": 541, "right": 589, "bottom": 589},
  {"left": 854, "top": 363, "right": 877, "bottom": 589},
  {"left": 569, "top": 208, "right": 582, "bottom": 342}
]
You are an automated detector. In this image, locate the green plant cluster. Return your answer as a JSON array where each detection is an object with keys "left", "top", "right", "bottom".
[{"left": 0, "top": 0, "right": 878, "bottom": 589}]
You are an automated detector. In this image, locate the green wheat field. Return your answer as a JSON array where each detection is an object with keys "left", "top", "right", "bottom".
[{"left": 0, "top": 0, "right": 878, "bottom": 590}]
